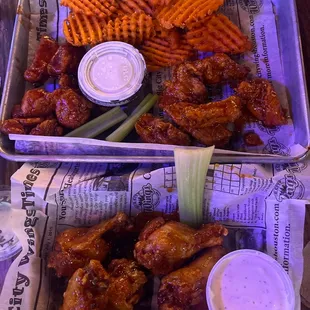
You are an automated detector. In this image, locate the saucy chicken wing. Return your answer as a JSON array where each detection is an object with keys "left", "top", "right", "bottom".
[
  {"left": 62, "top": 260, "right": 110, "bottom": 310},
  {"left": 107, "top": 259, "right": 148, "bottom": 310},
  {"left": 159, "top": 54, "right": 248, "bottom": 110},
  {"left": 21, "top": 88, "right": 55, "bottom": 117},
  {"left": 236, "top": 79, "right": 286, "bottom": 127},
  {"left": 134, "top": 217, "right": 228, "bottom": 275},
  {"left": 59, "top": 74, "right": 79, "bottom": 89},
  {"left": 48, "top": 88, "right": 92, "bottom": 129},
  {"left": 30, "top": 119, "right": 63, "bottom": 136},
  {"left": 24, "top": 36, "right": 59, "bottom": 83},
  {"left": 163, "top": 62, "right": 208, "bottom": 104},
  {"left": 196, "top": 53, "right": 250, "bottom": 85},
  {"left": 158, "top": 246, "right": 226, "bottom": 310},
  {"left": 48, "top": 212, "right": 132, "bottom": 277},
  {"left": 0, "top": 119, "right": 26, "bottom": 135},
  {"left": 11, "top": 105, "right": 24, "bottom": 118},
  {"left": 163, "top": 96, "right": 242, "bottom": 146},
  {"left": 135, "top": 113, "right": 191, "bottom": 145},
  {"left": 47, "top": 44, "right": 85, "bottom": 76},
  {"left": 0, "top": 117, "right": 48, "bottom": 135},
  {"left": 161, "top": 54, "right": 249, "bottom": 103}
]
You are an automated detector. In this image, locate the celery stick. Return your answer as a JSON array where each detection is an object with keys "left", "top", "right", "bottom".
[
  {"left": 174, "top": 146, "right": 215, "bottom": 228},
  {"left": 65, "top": 107, "right": 127, "bottom": 138},
  {"left": 106, "top": 94, "right": 158, "bottom": 142}
]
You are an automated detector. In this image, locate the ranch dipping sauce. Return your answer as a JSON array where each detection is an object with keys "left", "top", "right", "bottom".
[{"left": 206, "top": 250, "right": 295, "bottom": 310}]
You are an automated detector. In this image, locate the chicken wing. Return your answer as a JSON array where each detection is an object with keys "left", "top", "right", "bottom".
[
  {"left": 59, "top": 74, "right": 79, "bottom": 89},
  {"left": 11, "top": 105, "right": 24, "bottom": 118},
  {"left": 163, "top": 96, "right": 242, "bottom": 146},
  {"left": 0, "top": 117, "right": 49, "bottom": 135},
  {"left": 236, "top": 79, "right": 286, "bottom": 127},
  {"left": 24, "top": 36, "right": 59, "bottom": 83},
  {"left": 107, "top": 259, "right": 148, "bottom": 310},
  {"left": 30, "top": 119, "right": 63, "bottom": 136},
  {"left": 163, "top": 65, "right": 208, "bottom": 104},
  {"left": 169, "top": 53, "right": 249, "bottom": 88},
  {"left": 47, "top": 44, "right": 85, "bottom": 76},
  {"left": 196, "top": 53, "right": 250, "bottom": 85},
  {"left": 135, "top": 113, "right": 191, "bottom": 145},
  {"left": 159, "top": 54, "right": 248, "bottom": 109},
  {"left": 48, "top": 88, "right": 92, "bottom": 129},
  {"left": 189, "top": 123, "right": 233, "bottom": 146},
  {"left": 158, "top": 246, "right": 226, "bottom": 310},
  {"left": 134, "top": 218, "right": 228, "bottom": 275},
  {"left": 0, "top": 119, "right": 26, "bottom": 135},
  {"left": 48, "top": 212, "right": 132, "bottom": 277},
  {"left": 21, "top": 89, "right": 55, "bottom": 117},
  {"left": 62, "top": 260, "right": 110, "bottom": 310}
]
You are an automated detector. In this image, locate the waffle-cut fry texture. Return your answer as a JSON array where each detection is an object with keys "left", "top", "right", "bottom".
[
  {"left": 147, "top": 0, "right": 174, "bottom": 8},
  {"left": 61, "top": 0, "right": 118, "bottom": 19},
  {"left": 140, "top": 37, "right": 195, "bottom": 71},
  {"left": 117, "top": 0, "right": 153, "bottom": 16},
  {"left": 186, "top": 14, "right": 252, "bottom": 53},
  {"left": 156, "top": 0, "right": 224, "bottom": 29},
  {"left": 104, "top": 13, "right": 155, "bottom": 45},
  {"left": 63, "top": 13, "right": 106, "bottom": 46},
  {"left": 154, "top": 21, "right": 181, "bottom": 48}
]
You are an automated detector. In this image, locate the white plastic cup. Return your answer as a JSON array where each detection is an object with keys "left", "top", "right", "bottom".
[
  {"left": 0, "top": 202, "right": 22, "bottom": 261},
  {"left": 206, "top": 249, "right": 295, "bottom": 310},
  {"left": 78, "top": 41, "right": 147, "bottom": 107}
]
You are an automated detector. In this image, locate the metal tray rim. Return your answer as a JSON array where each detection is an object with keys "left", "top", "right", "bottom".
[
  {"left": 1, "top": 144, "right": 309, "bottom": 163},
  {"left": 0, "top": 0, "right": 309, "bottom": 164}
]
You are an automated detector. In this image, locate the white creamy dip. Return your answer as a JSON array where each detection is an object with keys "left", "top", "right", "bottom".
[{"left": 206, "top": 250, "right": 294, "bottom": 310}]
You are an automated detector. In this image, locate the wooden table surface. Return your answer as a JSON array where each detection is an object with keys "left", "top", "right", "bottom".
[{"left": 0, "top": 0, "right": 310, "bottom": 309}]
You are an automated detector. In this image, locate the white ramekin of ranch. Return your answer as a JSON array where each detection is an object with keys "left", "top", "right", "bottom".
[
  {"left": 206, "top": 249, "right": 295, "bottom": 310},
  {"left": 78, "top": 41, "right": 147, "bottom": 107}
]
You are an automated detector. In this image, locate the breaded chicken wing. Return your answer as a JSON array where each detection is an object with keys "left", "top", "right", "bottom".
[
  {"left": 48, "top": 88, "right": 92, "bottom": 129},
  {"left": 29, "top": 119, "right": 63, "bottom": 136},
  {"left": 236, "top": 78, "right": 286, "bottom": 127},
  {"left": 62, "top": 260, "right": 110, "bottom": 310},
  {"left": 163, "top": 62, "right": 208, "bottom": 104},
  {"left": 161, "top": 54, "right": 249, "bottom": 104},
  {"left": 196, "top": 53, "right": 250, "bottom": 85},
  {"left": 0, "top": 119, "right": 26, "bottom": 135},
  {"left": 134, "top": 218, "right": 228, "bottom": 275},
  {"left": 21, "top": 89, "right": 55, "bottom": 117},
  {"left": 48, "top": 212, "right": 132, "bottom": 277},
  {"left": 163, "top": 96, "right": 242, "bottom": 146},
  {"left": 24, "top": 36, "right": 59, "bottom": 83},
  {"left": 158, "top": 246, "right": 226, "bottom": 310},
  {"left": 47, "top": 44, "right": 85, "bottom": 76},
  {"left": 135, "top": 113, "right": 191, "bottom": 145}
]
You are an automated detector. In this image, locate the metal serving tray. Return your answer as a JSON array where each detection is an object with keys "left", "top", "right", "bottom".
[{"left": 0, "top": 0, "right": 309, "bottom": 163}]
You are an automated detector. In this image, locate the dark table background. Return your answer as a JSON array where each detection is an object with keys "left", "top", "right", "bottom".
[{"left": 0, "top": 0, "right": 309, "bottom": 309}]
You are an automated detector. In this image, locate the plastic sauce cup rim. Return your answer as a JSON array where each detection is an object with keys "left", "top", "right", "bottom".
[
  {"left": 78, "top": 41, "right": 146, "bottom": 106},
  {"left": 206, "top": 249, "right": 295, "bottom": 310}
]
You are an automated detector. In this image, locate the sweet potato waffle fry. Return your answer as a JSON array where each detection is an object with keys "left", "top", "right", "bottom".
[
  {"left": 186, "top": 14, "right": 252, "bottom": 53},
  {"left": 104, "top": 13, "right": 155, "bottom": 45},
  {"left": 156, "top": 0, "right": 224, "bottom": 29},
  {"left": 117, "top": 0, "right": 153, "bottom": 16},
  {"left": 147, "top": 0, "right": 173, "bottom": 8},
  {"left": 63, "top": 12, "right": 106, "bottom": 46},
  {"left": 61, "top": 0, "right": 118, "bottom": 20},
  {"left": 140, "top": 36, "right": 195, "bottom": 71},
  {"left": 154, "top": 22, "right": 181, "bottom": 48}
]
